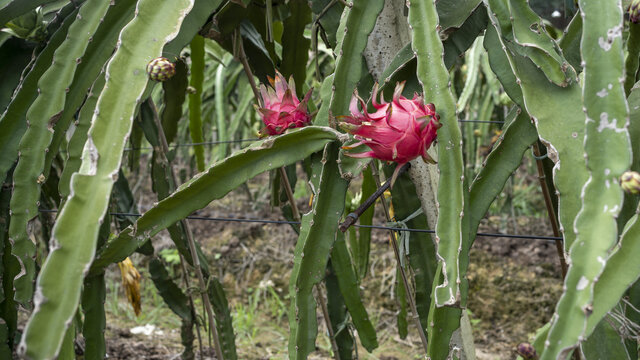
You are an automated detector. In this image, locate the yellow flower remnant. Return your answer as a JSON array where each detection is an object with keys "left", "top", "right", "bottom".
[{"left": 118, "top": 257, "right": 142, "bottom": 316}]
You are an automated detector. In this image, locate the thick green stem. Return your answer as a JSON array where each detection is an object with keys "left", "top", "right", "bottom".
[
  {"left": 371, "top": 164, "right": 429, "bottom": 354},
  {"left": 188, "top": 34, "right": 206, "bottom": 171},
  {"left": 625, "top": 22, "right": 640, "bottom": 95}
]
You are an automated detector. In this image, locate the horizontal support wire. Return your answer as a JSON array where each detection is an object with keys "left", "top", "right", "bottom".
[
  {"left": 124, "top": 138, "right": 260, "bottom": 151},
  {"left": 38, "top": 208, "right": 561, "bottom": 241},
  {"left": 123, "top": 120, "right": 504, "bottom": 151}
]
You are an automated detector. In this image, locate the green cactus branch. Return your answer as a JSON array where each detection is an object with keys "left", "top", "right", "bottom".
[
  {"left": 288, "top": 142, "right": 348, "bottom": 360},
  {"left": 81, "top": 272, "right": 106, "bottom": 358},
  {"left": 408, "top": 0, "right": 465, "bottom": 308},
  {"left": 485, "top": 2, "right": 588, "bottom": 252},
  {"left": 43, "top": 0, "right": 138, "bottom": 185},
  {"left": 508, "top": 0, "right": 575, "bottom": 86},
  {"left": 188, "top": 34, "right": 206, "bottom": 172},
  {"left": 586, "top": 202, "right": 640, "bottom": 336},
  {"left": 330, "top": 231, "right": 378, "bottom": 352},
  {"left": 59, "top": 72, "right": 105, "bottom": 199},
  {"left": 0, "top": 3, "right": 78, "bottom": 187},
  {"left": 437, "top": 0, "right": 483, "bottom": 30},
  {"left": 625, "top": 21, "right": 640, "bottom": 95},
  {"left": 18, "top": 0, "right": 195, "bottom": 358},
  {"left": 0, "top": 0, "right": 57, "bottom": 27},
  {"left": 281, "top": 0, "right": 311, "bottom": 96},
  {"left": 324, "top": 260, "right": 354, "bottom": 359},
  {"left": 329, "top": 0, "right": 384, "bottom": 117},
  {"left": 468, "top": 108, "right": 538, "bottom": 245},
  {"left": 160, "top": 58, "right": 188, "bottom": 144},
  {"left": 541, "top": 2, "right": 631, "bottom": 358},
  {"left": 8, "top": 0, "right": 111, "bottom": 306}
]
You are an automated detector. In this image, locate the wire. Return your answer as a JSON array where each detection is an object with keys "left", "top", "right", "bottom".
[
  {"left": 123, "top": 120, "right": 504, "bottom": 151},
  {"left": 124, "top": 138, "right": 260, "bottom": 152},
  {"left": 38, "top": 208, "right": 561, "bottom": 241},
  {"left": 458, "top": 119, "right": 505, "bottom": 124}
]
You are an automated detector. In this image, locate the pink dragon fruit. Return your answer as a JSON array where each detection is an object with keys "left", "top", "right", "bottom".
[
  {"left": 257, "top": 71, "right": 313, "bottom": 136},
  {"left": 341, "top": 82, "right": 441, "bottom": 171}
]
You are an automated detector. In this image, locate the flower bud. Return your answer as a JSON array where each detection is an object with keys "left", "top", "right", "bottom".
[
  {"left": 516, "top": 343, "right": 538, "bottom": 360},
  {"left": 621, "top": 171, "right": 640, "bottom": 194},
  {"left": 146, "top": 57, "right": 176, "bottom": 82}
]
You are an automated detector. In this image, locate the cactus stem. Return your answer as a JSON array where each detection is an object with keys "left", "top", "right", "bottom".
[
  {"left": 371, "top": 163, "right": 429, "bottom": 352},
  {"left": 314, "top": 284, "right": 341, "bottom": 360},
  {"left": 279, "top": 166, "right": 300, "bottom": 222},
  {"left": 177, "top": 252, "right": 204, "bottom": 358}
]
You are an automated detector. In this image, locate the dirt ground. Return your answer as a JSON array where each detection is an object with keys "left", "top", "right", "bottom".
[{"left": 91, "top": 168, "right": 563, "bottom": 360}]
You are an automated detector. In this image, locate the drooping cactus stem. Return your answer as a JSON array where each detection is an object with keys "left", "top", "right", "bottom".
[{"left": 370, "top": 163, "right": 429, "bottom": 352}]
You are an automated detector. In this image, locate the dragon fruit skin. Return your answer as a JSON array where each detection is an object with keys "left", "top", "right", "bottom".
[
  {"left": 341, "top": 82, "right": 441, "bottom": 165},
  {"left": 257, "top": 71, "right": 313, "bottom": 136}
]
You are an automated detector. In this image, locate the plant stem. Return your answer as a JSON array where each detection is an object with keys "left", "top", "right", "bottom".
[
  {"left": 533, "top": 142, "right": 567, "bottom": 279},
  {"left": 235, "top": 29, "right": 262, "bottom": 107},
  {"left": 279, "top": 166, "right": 300, "bottom": 221},
  {"left": 339, "top": 163, "right": 410, "bottom": 232},
  {"left": 315, "top": 284, "right": 341, "bottom": 360},
  {"left": 312, "top": 0, "right": 342, "bottom": 80},
  {"left": 370, "top": 163, "right": 429, "bottom": 353},
  {"left": 148, "top": 99, "right": 225, "bottom": 360},
  {"left": 178, "top": 253, "right": 204, "bottom": 359},
  {"left": 279, "top": 162, "right": 337, "bottom": 359}
]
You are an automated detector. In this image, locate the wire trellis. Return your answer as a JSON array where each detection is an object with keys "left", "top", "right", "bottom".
[
  {"left": 38, "top": 208, "right": 562, "bottom": 242},
  {"left": 99, "top": 118, "right": 557, "bottom": 245},
  {"left": 123, "top": 120, "right": 505, "bottom": 151}
]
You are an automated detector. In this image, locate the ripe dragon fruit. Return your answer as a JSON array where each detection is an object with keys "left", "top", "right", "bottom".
[
  {"left": 341, "top": 82, "right": 441, "bottom": 178},
  {"left": 257, "top": 71, "right": 313, "bottom": 136}
]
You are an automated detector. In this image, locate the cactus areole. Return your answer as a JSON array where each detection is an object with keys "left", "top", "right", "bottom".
[
  {"left": 257, "top": 71, "right": 313, "bottom": 136},
  {"left": 146, "top": 57, "right": 176, "bottom": 81},
  {"left": 341, "top": 82, "right": 442, "bottom": 168}
]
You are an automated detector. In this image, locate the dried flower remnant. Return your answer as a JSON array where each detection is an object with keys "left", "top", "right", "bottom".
[{"left": 118, "top": 257, "right": 142, "bottom": 316}]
